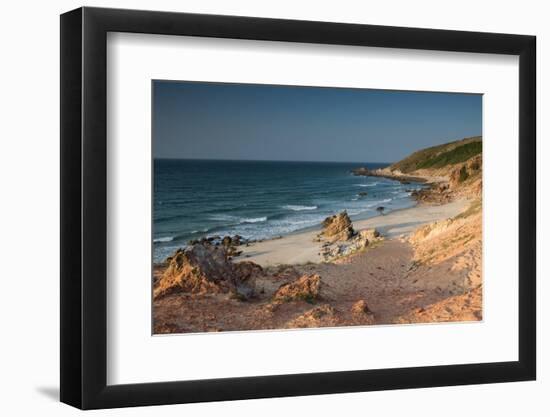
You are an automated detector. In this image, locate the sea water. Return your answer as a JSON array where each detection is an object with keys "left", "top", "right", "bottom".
[{"left": 153, "top": 159, "right": 424, "bottom": 262}]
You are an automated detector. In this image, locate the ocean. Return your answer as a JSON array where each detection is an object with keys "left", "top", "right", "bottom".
[{"left": 153, "top": 159, "right": 424, "bottom": 262}]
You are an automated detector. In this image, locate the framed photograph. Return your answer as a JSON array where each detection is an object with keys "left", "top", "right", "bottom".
[{"left": 60, "top": 7, "right": 536, "bottom": 409}]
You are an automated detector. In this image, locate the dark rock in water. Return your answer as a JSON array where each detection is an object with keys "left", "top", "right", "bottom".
[
  {"left": 351, "top": 167, "right": 371, "bottom": 176},
  {"left": 190, "top": 234, "right": 247, "bottom": 249},
  {"left": 358, "top": 191, "right": 368, "bottom": 197}
]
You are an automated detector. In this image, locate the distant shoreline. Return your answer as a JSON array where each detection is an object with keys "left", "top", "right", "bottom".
[{"left": 352, "top": 167, "right": 428, "bottom": 184}]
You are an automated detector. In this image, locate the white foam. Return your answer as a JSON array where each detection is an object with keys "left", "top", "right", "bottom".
[
  {"left": 153, "top": 236, "right": 174, "bottom": 243},
  {"left": 209, "top": 214, "right": 237, "bottom": 222},
  {"left": 241, "top": 217, "right": 267, "bottom": 224},
  {"left": 365, "top": 198, "right": 392, "bottom": 208},
  {"left": 282, "top": 205, "right": 318, "bottom": 211}
]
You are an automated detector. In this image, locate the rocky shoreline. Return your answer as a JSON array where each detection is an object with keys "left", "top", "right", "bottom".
[
  {"left": 152, "top": 195, "right": 476, "bottom": 333},
  {"left": 351, "top": 166, "right": 428, "bottom": 184},
  {"left": 153, "top": 138, "right": 483, "bottom": 333}
]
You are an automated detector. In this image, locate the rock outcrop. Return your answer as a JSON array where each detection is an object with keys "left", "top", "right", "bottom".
[
  {"left": 321, "top": 228, "right": 382, "bottom": 261},
  {"left": 154, "top": 243, "right": 261, "bottom": 300},
  {"left": 321, "top": 211, "right": 354, "bottom": 241},
  {"left": 221, "top": 234, "right": 245, "bottom": 257},
  {"left": 449, "top": 154, "right": 482, "bottom": 190},
  {"left": 285, "top": 304, "right": 340, "bottom": 328},
  {"left": 351, "top": 300, "right": 375, "bottom": 323},
  {"left": 273, "top": 274, "right": 321, "bottom": 302},
  {"left": 351, "top": 167, "right": 427, "bottom": 183},
  {"left": 188, "top": 234, "right": 246, "bottom": 257}
]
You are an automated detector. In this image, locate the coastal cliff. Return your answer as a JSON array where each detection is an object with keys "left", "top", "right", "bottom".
[{"left": 353, "top": 136, "right": 482, "bottom": 203}]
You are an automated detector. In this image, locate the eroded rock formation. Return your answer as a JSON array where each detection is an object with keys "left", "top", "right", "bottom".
[
  {"left": 351, "top": 300, "right": 375, "bottom": 323},
  {"left": 154, "top": 243, "right": 261, "bottom": 300},
  {"left": 273, "top": 274, "right": 322, "bottom": 302},
  {"left": 285, "top": 304, "right": 340, "bottom": 328},
  {"left": 321, "top": 211, "right": 354, "bottom": 241},
  {"left": 320, "top": 227, "right": 382, "bottom": 262}
]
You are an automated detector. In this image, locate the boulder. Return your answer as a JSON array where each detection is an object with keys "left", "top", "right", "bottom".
[
  {"left": 351, "top": 300, "right": 373, "bottom": 315},
  {"left": 154, "top": 244, "right": 258, "bottom": 300},
  {"left": 273, "top": 274, "right": 321, "bottom": 302},
  {"left": 233, "top": 261, "right": 263, "bottom": 281},
  {"left": 321, "top": 211, "right": 355, "bottom": 241},
  {"left": 285, "top": 304, "right": 340, "bottom": 328},
  {"left": 221, "top": 236, "right": 232, "bottom": 247},
  {"left": 351, "top": 300, "right": 375, "bottom": 324},
  {"left": 320, "top": 228, "right": 381, "bottom": 261},
  {"left": 359, "top": 228, "right": 380, "bottom": 240},
  {"left": 220, "top": 234, "right": 246, "bottom": 257}
]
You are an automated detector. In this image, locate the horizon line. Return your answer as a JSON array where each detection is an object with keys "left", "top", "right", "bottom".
[{"left": 153, "top": 157, "right": 393, "bottom": 164}]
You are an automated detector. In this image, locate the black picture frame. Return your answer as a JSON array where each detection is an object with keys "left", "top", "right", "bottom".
[{"left": 60, "top": 6, "right": 536, "bottom": 410}]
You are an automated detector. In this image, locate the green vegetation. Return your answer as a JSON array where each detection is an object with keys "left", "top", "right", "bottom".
[
  {"left": 390, "top": 136, "right": 481, "bottom": 173},
  {"left": 458, "top": 166, "right": 469, "bottom": 182},
  {"left": 416, "top": 141, "right": 482, "bottom": 169}
]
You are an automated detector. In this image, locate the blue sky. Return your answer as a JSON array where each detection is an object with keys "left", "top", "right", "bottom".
[{"left": 153, "top": 81, "right": 482, "bottom": 163}]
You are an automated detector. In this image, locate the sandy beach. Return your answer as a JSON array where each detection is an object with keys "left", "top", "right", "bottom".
[
  {"left": 153, "top": 136, "right": 483, "bottom": 333},
  {"left": 240, "top": 199, "right": 469, "bottom": 267}
]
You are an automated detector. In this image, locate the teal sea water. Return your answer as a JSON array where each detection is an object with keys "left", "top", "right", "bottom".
[{"left": 153, "top": 159, "right": 424, "bottom": 262}]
